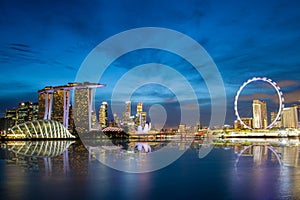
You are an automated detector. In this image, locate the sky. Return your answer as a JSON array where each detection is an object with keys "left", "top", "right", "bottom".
[{"left": 0, "top": 0, "right": 300, "bottom": 127}]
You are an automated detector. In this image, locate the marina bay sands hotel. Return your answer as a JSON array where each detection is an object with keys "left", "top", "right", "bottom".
[{"left": 38, "top": 82, "right": 106, "bottom": 133}]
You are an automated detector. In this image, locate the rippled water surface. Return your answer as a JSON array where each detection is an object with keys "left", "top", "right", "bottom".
[{"left": 0, "top": 138, "right": 299, "bottom": 200}]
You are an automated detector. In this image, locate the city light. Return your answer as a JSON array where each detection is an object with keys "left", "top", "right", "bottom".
[{"left": 234, "top": 77, "right": 284, "bottom": 129}]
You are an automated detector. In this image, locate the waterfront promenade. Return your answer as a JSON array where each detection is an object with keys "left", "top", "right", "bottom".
[{"left": 221, "top": 130, "right": 300, "bottom": 138}]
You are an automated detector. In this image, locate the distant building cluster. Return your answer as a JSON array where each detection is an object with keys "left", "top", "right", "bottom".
[
  {"left": 177, "top": 122, "right": 202, "bottom": 133},
  {"left": 234, "top": 99, "right": 300, "bottom": 129},
  {"left": 0, "top": 82, "right": 105, "bottom": 135},
  {"left": 98, "top": 101, "right": 203, "bottom": 133},
  {"left": 0, "top": 82, "right": 159, "bottom": 135},
  {"left": 98, "top": 101, "right": 149, "bottom": 133},
  {"left": 1, "top": 81, "right": 300, "bottom": 135},
  {"left": 0, "top": 102, "right": 39, "bottom": 134},
  {"left": 38, "top": 82, "right": 105, "bottom": 133}
]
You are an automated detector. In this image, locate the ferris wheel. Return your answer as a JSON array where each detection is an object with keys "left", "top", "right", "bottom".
[{"left": 234, "top": 77, "right": 284, "bottom": 129}]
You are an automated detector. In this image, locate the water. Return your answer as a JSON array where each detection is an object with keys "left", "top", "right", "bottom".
[{"left": 0, "top": 138, "right": 300, "bottom": 200}]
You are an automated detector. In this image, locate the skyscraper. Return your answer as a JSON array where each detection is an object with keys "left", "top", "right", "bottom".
[
  {"left": 52, "top": 90, "right": 71, "bottom": 128},
  {"left": 38, "top": 82, "right": 106, "bottom": 132},
  {"left": 262, "top": 101, "right": 268, "bottom": 128},
  {"left": 122, "top": 101, "right": 132, "bottom": 124},
  {"left": 5, "top": 109, "right": 17, "bottom": 127},
  {"left": 91, "top": 110, "right": 98, "bottom": 129},
  {"left": 270, "top": 111, "right": 281, "bottom": 128},
  {"left": 73, "top": 88, "right": 93, "bottom": 133},
  {"left": 113, "top": 113, "right": 120, "bottom": 127},
  {"left": 38, "top": 92, "right": 46, "bottom": 120},
  {"left": 141, "top": 112, "right": 147, "bottom": 127},
  {"left": 32, "top": 103, "right": 39, "bottom": 121},
  {"left": 137, "top": 102, "right": 142, "bottom": 114},
  {"left": 125, "top": 101, "right": 131, "bottom": 117},
  {"left": 122, "top": 101, "right": 135, "bottom": 132},
  {"left": 135, "top": 102, "right": 143, "bottom": 126},
  {"left": 17, "top": 102, "right": 39, "bottom": 124},
  {"left": 252, "top": 100, "right": 268, "bottom": 129},
  {"left": 38, "top": 89, "right": 53, "bottom": 120},
  {"left": 282, "top": 107, "right": 298, "bottom": 128},
  {"left": 99, "top": 102, "right": 108, "bottom": 128},
  {"left": 17, "top": 102, "right": 31, "bottom": 124},
  {"left": 52, "top": 90, "right": 64, "bottom": 123},
  {"left": 178, "top": 124, "right": 186, "bottom": 133}
]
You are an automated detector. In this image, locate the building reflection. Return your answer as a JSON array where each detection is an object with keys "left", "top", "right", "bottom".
[
  {"left": 1, "top": 138, "right": 299, "bottom": 177},
  {"left": 234, "top": 143, "right": 299, "bottom": 167},
  {"left": 232, "top": 140, "right": 300, "bottom": 198},
  {"left": 1, "top": 140, "right": 89, "bottom": 177},
  {"left": 275, "top": 146, "right": 299, "bottom": 167}
]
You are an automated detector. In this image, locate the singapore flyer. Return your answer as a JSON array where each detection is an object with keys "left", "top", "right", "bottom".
[{"left": 234, "top": 77, "right": 284, "bottom": 129}]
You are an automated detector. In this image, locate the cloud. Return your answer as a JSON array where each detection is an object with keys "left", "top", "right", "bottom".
[
  {"left": 0, "top": 0, "right": 300, "bottom": 127},
  {"left": 9, "top": 43, "right": 34, "bottom": 53},
  {"left": 236, "top": 87, "right": 300, "bottom": 106},
  {"left": 0, "top": 81, "right": 35, "bottom": 92},
  {"left": 238, "top": 93, "right": 281, "bottom": 105},
  {"left": 277, "top": 80, "right": 299, "bottom": 88},
  {"left": 283, "top": 89, "right": 300, "bottom": 104}
]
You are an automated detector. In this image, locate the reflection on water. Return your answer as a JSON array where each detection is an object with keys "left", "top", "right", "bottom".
[
  {"left": 6, "top": 140, "right": 75, "bottom": 157},
  {"left": 0, "top": 138, "right": 299, "bottom": 199},
  {"left": 84, "top": 138, "right": 188, "bottom": 173}
]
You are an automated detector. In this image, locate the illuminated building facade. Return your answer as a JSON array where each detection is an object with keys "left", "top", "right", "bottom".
[
  {"left": 125, "top": 101, "right": 131, "bottom": 115},
  {"left": 17, "top": 102, "right": 31, "bottom": 124},
  {"left": 282, "top": 107, "right": 298, "bottom": 128},
  {"left": 52, "top": 90, "right": 71, "bottom": 128},
  {"left": 7, "top": 120, "right": 75, "bottom": 139},
  {"left": 38, "top": 92, "right": 46, "bottom": 119},
  {"left": 242, "top": 118, "right": 253, "bottom": 129},
  {"left": 234, "top": 120, "right": 241, "bottom": 129},
  {"left": 252, "top": 100, "right": 268, "bottom": 129},
  {"left": 137, "top": 102, "right": 142, "bottom": 114},
  {"left": 1, "top": 108, "right": 19, "bottom": 133},
  {"left": 99, "top": 102, "right": 108, "bottom": 128},
  {"left": 234, "top": 117, "right": 253, "bottom": 129},
  {"left": 123, "top": 101, "right": 131, "bottom": 122},
  {"left": 271, "top": 111, "right": 281, "bottom": 128},
  {"left": 178, "top": 124, "right": 186, "bottom": 133},
  {"left": 5, "top": 109, "right": 17, "bottom": 127},
  {"left": 73, "top": 82, "right": 105, "bottom": 132},
  {"left": 73, "top": 88, "right": 93, "bottom": 132},
  {"left": 122, "top": 101, "right": 132, "bottom": 124},
  {"left": 32, "top": 103, "right": 39, "bottom": 121},
  {"left": 38, "top": 82, "right": 106, "bottom": 132},
  {"left": 91, "top": 110, "right": 98, "bottom": 129},
  {"left": 135, "top": 102, "right": 143, "bottom": 126},
  {"left": 0, "top": 118, "right": 13, "bottom": 134},
  {"left": 196, "top": 122, "right": 202, "bottom": 131},
  {"left": 68, "top": 105, "right": 75, "bottom": 132},
  {"left": 38, "top": 88, "right": 53, "bottom": 120},
  {"left": 121, "top": 101, "right": 135, "bottom": 132},
  {"left": 141, "top": 112, "right": 147, "bottom": 127},
  {"left": 113, "top": 113, "right": 121, "bottom": 127}
]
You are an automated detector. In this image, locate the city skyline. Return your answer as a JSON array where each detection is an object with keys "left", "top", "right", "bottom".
[
  {"left": 0, "top": 0, "right": 300, "bottom": 126},
  {"left": 3, "top": 85, "right": 299, "bottom": 130}
]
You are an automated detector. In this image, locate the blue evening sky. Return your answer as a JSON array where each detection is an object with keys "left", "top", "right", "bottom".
[{"left": 0, "top": 0, "right": 299, "bottom": 126}]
